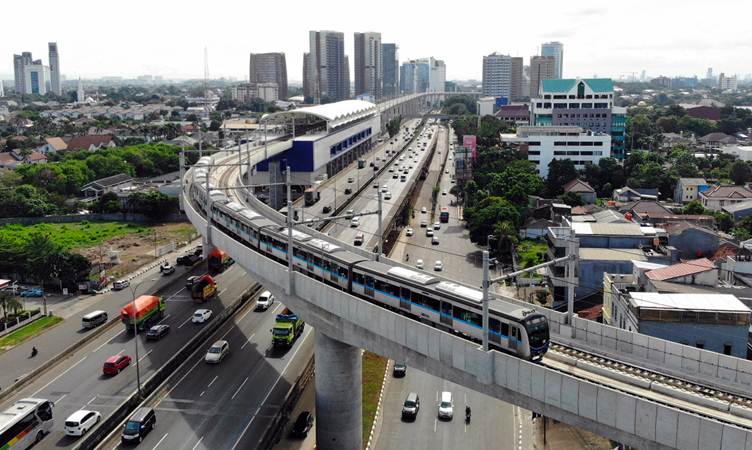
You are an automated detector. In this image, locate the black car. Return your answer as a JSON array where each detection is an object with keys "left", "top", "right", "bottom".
[
  {"left": 146, "top": 324, "right": 170, "bottom": 340},
  {"left": 322, "top": 205, "right": 332, "bottom": 214},
  {"left": 291, "top": 411, "right": 314, "bottom": 438},
  {"left": 186, "top": 275, "right": 201, "bottom": 288},
  {"left": 344, "top": 187, "right": 352, "bottom": 195},
  {"left": 194, "top": 245, "right": 203, "bottom": 256},
  {"left": 177, "top": 253, "right": 201, "bottom": 266},
  {"left": 393, "top": 363, "right": 407, "bottom": 378}
]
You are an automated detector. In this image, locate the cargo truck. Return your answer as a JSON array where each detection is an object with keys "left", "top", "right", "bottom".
[
  {"left": 271, "top": 308, "right": 305, "bottom": 347},
  {"left": 120, "top": 295, "right": 166, "bottom": 333},
  {"left": 191, "top": 274, "right": 217, "bottom": 303},
  {"left": 207, "top": 248, "right": 234, "bottom": 274}
]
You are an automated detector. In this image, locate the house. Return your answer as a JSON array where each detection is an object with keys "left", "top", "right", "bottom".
[
  {"left": 166, "top": 135, "right": 198, "bottom": 147},
  {"left": 644, "top": 257, "right": 717, "bottom": 288},
  {"left": 65, "top": 134, "right": 116, "bottom": 152},
  {"left": 660, "top": 132, "right": 695, "bottom": 149},
  {"left": 612, "top": 186, "right": 658, "bottom": 203},
  {"left": 495, "top": 105, "right": 529, "bottom": 125},
  {"left": 686, "top": 105, "right": 722, "bottom": 121},
  {"left": 619, "top": 200, "right": 714, "bottom": 226},
  {"left": 81, "top": 173, "right": 133, "bottom": 199},
  {"left": 563, "top": 179, "right": 596, "bottom": 204},
  {"left": 700, "top": 184, "right": 752, "bottom": 211},
  {"left": 519, "top": 218, "right": 556, "bottom": 239},
  {"left": 36, "top": 137, "right": 68, "bottom": 154},
  {"left": 664, "top": 222, "right": 720, "bottom": 259},
  {"left": 0, "top": 150, "right": 47, "bottom": 169},
  {"left": 674, "top": 177, "right": 708, "bottom": 203},
  {"left": 722, "top": 200, "right": 752, "bottom": 220},
  {"left": 699, "top": 132, "right": 737, "bottom": 147}
]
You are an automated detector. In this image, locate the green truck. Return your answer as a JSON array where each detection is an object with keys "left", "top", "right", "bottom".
[
  {"left": 271, "top": 308, "right": 305, "bottom": 347},
  {"left": 120, "top": 295, "right": 166, "bottom": 333}
]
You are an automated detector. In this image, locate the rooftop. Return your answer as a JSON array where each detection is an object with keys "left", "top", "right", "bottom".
[
  {"left": 541, "top": 78, "right": 614, "bottom": 94},
  {"left": 563, "top": 179, "right": 595, "bottom": 194},
  {"left": 645, "top": 258, "right": 715, "bottom": 281},
  {"left": 629, "top": 292, "right": 750, "bottom": 313},
  {"left": 261, "top": 99, "right": 376, "bottom": 129},
  {"left": 579, "top": 248, "right": 647, "bottom": 261},
  {"left": 701, "top": 185, "right": 752, "bottom": 199}
]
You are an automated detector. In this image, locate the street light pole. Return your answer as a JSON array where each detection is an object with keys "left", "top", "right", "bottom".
[{"left": 128, "top": 278, "right": 156, "bottom": 398}]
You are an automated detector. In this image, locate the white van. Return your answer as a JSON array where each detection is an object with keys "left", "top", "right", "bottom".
[
  {"left": 256, "top": 291, "right": 275, "bottom": 311},
  {"left": 82, "top": 310, "right": 108, "bottom": 329}
]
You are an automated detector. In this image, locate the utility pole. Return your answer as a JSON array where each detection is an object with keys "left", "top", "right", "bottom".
[
  {"left": 482, "top": 250, "right": 490, "bottom": 351},
  {"left": 566, "top": 229, "right": 578, "bottom": 333},
  {"left": 286, "top": 166, "right": 294, "bottom": 296},
  {"left": 178, "top": 146, "right": 185, "bottom": 212},
  {"left": 376, "top": 189, "right": 383, "bottom": 259}
]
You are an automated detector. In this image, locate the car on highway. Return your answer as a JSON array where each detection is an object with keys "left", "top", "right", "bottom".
[
  {"left": 256, "top": 290, "right": 275, "bottom": 310},
  {"left": 177, "top": 253, "right": 201, "bottom": 266},
  {"left": 64, "top": 409, "right": 101, "bottom": 437},
  {"left": 384, "top": 191, "right": 392, "bottom": 200},
  {"left": 346, "top": 208, "right": 354, "bottom": 217},
  {"left": 381, "top": 185, "right": 388, "bottom": 193},
  {"left": 121, "top": 407, "right": 156, "bottom": 444},
  {"left": 350, "top": 216, "right": 360, "bottom": 227},
  {"left": 445, "top": 170, "right": 449, "bottom": 175},
  {"left": 426, "top": 229, "right": 434, "bottom": 237},
  {"left": 103, "top": 354, "right": 131, "bottom": 376},
  {"left": 348, "top": 177, "right": 354, "bottom": 183},
  {"left": 205, "top": 339, "right": 229, "bottom": 363},
  {"left": 186, "top": 275, "right": 201, "bottom": 288},
  {"left": 401, "top": 393, "right": 420, "bottom": 421},
  {"left": 19, "top": 287, "right": 43, "bottom": 297},
  {"left": 159, "top": 262, "right": 175, "bottom": 275},
  {"left": 421, "top": 206, "right": 427, "bottom": 213},
  {"left": 393, "top": 363, "right": 407, "bottom": 377},
  {"left": 192, "top": 308, "right": 213, "bottom": 323},
  {"left": 434, "top": 260, "right": 444, "bottom": 271},
  {"left": 112, "top": 279, "right": 130, "bottom": 290},
  {"left": 405, "top": 227, "right": 414, "bottom": 236},
  {"left": 291, "top": 411, "right": 314, "bottom": 438},
  {"left": 354, "top": 232, "right": 364, "bottom": 246},
  {"left": 420, "top": 219, "right": 428, "bottom": 227},
  {"left": 322, "top": 205, "right": 332, "bottom": 214},
  {"left": 146, "top": 324, "right": 170, "bottom": 340},
  {"left": 400, "top": 174, "right": 407, "bottom": 182},
  {"left": 373, "top": 181, "right": 379, "bottom": 188},
  {"left": 433, "top": 222, "right": 441, "bottom": 230},
  {"left": 344, "top": 187, "right": 352, "bottom": 195},
  {"left": 415, "top": 259, "right": 424, "bottom": 270},
  {"left": 432, "top": 235, "right": 440, "bottom": 245},
  {"left": 438, "top": 391, "right": 454, "bottom": 420},
  {"left": 388, "top": 167, "right": 394, "bottom": 172},
  {"left": 392, "top": 173, "right": 398, "bottom": 179}
]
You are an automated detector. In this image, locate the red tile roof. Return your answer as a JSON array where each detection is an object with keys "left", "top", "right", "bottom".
[
  {"left": 563, "top": 179, "right": 595, "bottom": 193},
  {"left": 701, "top": 185, "right": 752, "bottom": 199},
  {"left": 645, "top": 258, "right": 716, "bottom": 281},
  {"left": 65, "top": 134, "right": 114, "bottom": 151}
]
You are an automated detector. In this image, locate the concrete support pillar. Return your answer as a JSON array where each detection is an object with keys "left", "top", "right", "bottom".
[{"left": 315, "top": 332, "right": 362, "bottom": 450}]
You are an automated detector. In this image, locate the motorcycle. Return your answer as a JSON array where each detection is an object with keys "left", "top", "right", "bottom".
[
  {"left": 465, "top": 406, "right": 471, "bottom": 424},
  {"left": 30, "top": 346, "right": 38, "bottom": 358}
]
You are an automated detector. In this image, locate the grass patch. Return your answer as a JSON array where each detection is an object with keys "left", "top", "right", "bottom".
[
  {"left": 0, "top": 315, "right": 63, "bottom": 349},
  {"left": 0, "top": 222, "right": 152, "bottom": 250},
  {"left": 517, "top": 239, "right": 548, "bottom": 269},
  {"left": 362, "top": 351, "right": 388, "bottom": 445}
]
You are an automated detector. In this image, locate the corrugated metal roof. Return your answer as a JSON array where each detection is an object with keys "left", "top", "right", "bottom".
[
  {"left": 572, "top": 222, "right": 645, "bottom": 236},
  {"left": 629, "top": 292, "right": 750, "bottom": 313},
  {"left": 262, "top": 100, "right": 376, "bottom": 127},
  {"left": 579, "top": 248, "right": 647, "bottom": 261},
  {"left": 645, "top": 258, "right": 715, "bottom": 281}
]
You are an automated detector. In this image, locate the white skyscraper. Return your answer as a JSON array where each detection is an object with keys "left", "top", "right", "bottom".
[
  {"left": 48, "top": 42, "right": 61, "bottom": 95},
  {"left": 541, "top": 41, "right": 564, "bottom": 78},
  {"left": 76, "top": 78, "right": 85, "bottom": 103},
  {"left": 24, "top": 64, "right": 50, "bottom": 95},
  {"left": 482, "top": 52, "right": 512, "bottom": 98},
  {"left": 0, "top": 80, "right": 4, "bottom": 97}
]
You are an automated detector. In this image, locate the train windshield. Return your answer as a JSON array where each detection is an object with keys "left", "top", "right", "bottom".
[{"left": 524, "top": 315, "right": 549, "bottom": 348}]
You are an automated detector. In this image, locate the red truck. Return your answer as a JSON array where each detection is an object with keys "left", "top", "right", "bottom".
[
  {"left": 191, "top": 274, "right": 217, "bottom": 303},
  {"left": 208, "top": 248, "right": 234, "bottom": 274},
  {"left": 120, "top": 295, "right": 166, "bottom": 333}
]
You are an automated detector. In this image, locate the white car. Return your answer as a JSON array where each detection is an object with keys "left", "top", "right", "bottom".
[
  {"left": 205, "top": 339, "right": 229, "bottom": 363},
  {"left": 405, "top": 227, "right": 414, "bottom": 237},
  {"left": 426, "top": 229, "right": 434, "bottom": 237},
  {"left": 256, "top": 290, "right": 275, "bottom": 310},
  {"left": 434, "top": 260, "right": 444, "bottom": 271},
  {"left": 415, "top": 259, "right": 424, "bottom": 270},
  {"left": 112, "top": 279, "right": 130, "bottom": 290},
  {"left": 64, "top": 409, "right": 101, "bottom": 436},
  {"left": 381, "top": 185, "right": 389, "bottom": 193},
  {"left": 442, "top": 190, "right": 447, "bottom": 195},
  {"left": 346, "top": 209, "right": 354, "bottom": 217},
  {"left": 421, "top": 206, "right": 427, "bottom": 214},
  {"left": 350, "top": 216, "right": 360, "bottom": 227},
  {"left": 433, "top": 222, "right": 441, "bottom": 230},
  {"left": 192, "top": 309, "right": 212, "bottom": 324},
  {"left": 438, "top": 391, "right": 453, "bottom": 420},
  {"left": 384, "top": 192, "right": 392, "bottom": 200}
]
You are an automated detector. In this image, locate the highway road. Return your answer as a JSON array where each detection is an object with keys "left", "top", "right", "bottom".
[
  {"left": 375, "top": 126, "right": 531, "bottom": 450},
  {"left": 1, "top": 264, "right": 254, "bottom": 449},
  {"left": 0, "top": 249, "right": 201, "bottom": 391},
  {"left": 99, "top": 297, "right": 314, "bottom": 450}
]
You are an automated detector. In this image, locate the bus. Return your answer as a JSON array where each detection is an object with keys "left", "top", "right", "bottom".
[
  {"left": 304, "top": 184, "right": 320, "bottom": 206},
  {"left": 439, "top": 207, "right": 449, "bottom": 223},
  {"left": 0, "top": 398, "right": 54, "bottom": 449}
]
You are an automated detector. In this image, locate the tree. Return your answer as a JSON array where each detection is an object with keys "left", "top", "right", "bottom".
[
  {"left": 442, "top": 95, "right": 476, "bottom": 115},
  {"left": 715, "top": 212, "right": 733, "bottom": 233},
  {"left": 730, "top": 161, "right": 752, "bottom": 185},
  {"left": 545, "top": 159, "right": 577, "bottom": 197},
  {"left": 386, "top": 116, "right": 402, "bottom": 138},
  {"left": 487, "top": 160, "right": 542, "bottom": 204},
  {"left": 464, "top": 196, "right": 521, "bottom": 244},
  {"left": 0, "top": 291, "right": 23, "bottom": 323},
  {"left": 129, "top": 190, "right": 177, "bottom": 220},
  {"left": 682, "top": 200, "right": 707, "bottom": 215},
  {"left": 560, "top": 191, "right": 585, "bottom": 207}
]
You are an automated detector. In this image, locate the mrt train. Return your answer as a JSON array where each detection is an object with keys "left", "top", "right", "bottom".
[{"left": 189, "top": 157, "right": 549, "bottom": 360}]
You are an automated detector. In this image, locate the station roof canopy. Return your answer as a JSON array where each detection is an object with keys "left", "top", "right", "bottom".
[{"left": 260, "top": 99, "right": 377, "bottom": 130}]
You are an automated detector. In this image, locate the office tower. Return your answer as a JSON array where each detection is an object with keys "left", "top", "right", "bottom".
[
  {"left": 382, "top": 43, "right": 399, "bottom": 97},
  {"left": 48, "top": 42, "right": 61, "bottom": 95},
  {"left": 482, "top": 52, "right": 512, "bottom": 98},
  {"left": 77, "top": 78, "right": 85, "bottom": 103},
  {"left": 719, "top": 73, "right": 738, "bottom": 91},
  {"left": 353, "top": 32, "right": 382, "bottom": 99},
  {"left": 303, "top": 53, "right": 312, "bottom": 99},
  {"left": 706, "top": 67, "right": 714, "bottom": 80},
  {"left": 249, "top": 52, "right": 288, "bottom": 100},
  {"left": 522, "top": 65, "right": 531, "bottom": 98},
  {"left": 510, "top": 57, "right": 523, "bottom": 101},
  {"left": 13, "top": 52, "right": 33, "bottom": 93},
  {"left": 428, "top": 58, "right": 445, "bottom": 93},
  {"left": 24, "top": 63, "right": 50, "bottom": 95},
  {"left": 0, "top": 80, "right": 4, "bottom": 97},
  {"left": 400, "top": 62, "right": 417, "bottom": 94},
  {"left": 529, "top": 56, "right": 555, "bottom": 97},
  {"left": 343, "top": 55, "right": 350, "bottom": 99},
  {"left": 400, "top": 57, "right": 445, "bottom": 94},
  {"left": 308, "top": 30, "right": 348, "bottom": 102},
  {"left": 541, "top": 41, "right": 564, "bottom": 78}
]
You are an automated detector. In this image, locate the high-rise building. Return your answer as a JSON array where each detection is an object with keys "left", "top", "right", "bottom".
[
  {"left": 541, "top": 41, "right": 563, "bottom": 78},
  {"left": 303, "top": 52, "right": 312, "bottom": 99},
  {"left": 249, "top": 52, "right": 287, "bottom": 100},
  {"left": 529, "top": 56, "right": 555, "bottom": 98},
  {"left": 308, "top": 30, "right": 349, "bottom": 102},
  {"left": 0, "top": 80, "right": 4, "bottom": 97},
  {"left": 48, "top": 42, "right": 61, "bottom": 95},
  {"left": 382, "top": 43, "right": 399, "bottom": 97},
  {"left": 529, "top": 78, "right": 626, "bottom": 159},
  {"left": 24, "top": 64, "right": 50, "bottom": 95},
  {"left": 482, "top": 52, "right": 512, "bottom": 98},
  {"left": 428, "top": 58, "right": 445, "bottom": 93},
  {"left": 354, "top": 32, "right": 382, "bottom": 99},
  {"left": 511, "top": 57, "right": 523, "bottom": 101},
  {"left": 719, "top": 73, "right": 738, "bottom": 91},
  {"left": 400, "top": 57, "right": 445, "bottom": 94},
  {"left": 76, "top": 78, "right": 85, "bottom": 103},
  {"left": 13, "top": 52, "right": 33, "bottom": 93},
  {"left": 400, "top": 61, "right": 417, "bottom": 94}
]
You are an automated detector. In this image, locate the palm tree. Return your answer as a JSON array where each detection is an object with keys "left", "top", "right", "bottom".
[{"left": 0, "top": 291, "right": 23, "bottom": 324}]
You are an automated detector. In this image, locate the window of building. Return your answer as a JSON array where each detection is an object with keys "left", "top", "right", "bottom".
[
  {"left": 544, "top": 103, "right": 551, "bottom": 108},
  {"left": 528, "top": 150, "right": 540, "bottom": 155},
  {"left": 527, "top": 141, "right": 541, "bottom": 146},
  {"left": 594, "top": 103, "right": 608, "bottom": 108},
  {"left": 577, "top": 82, "right": 585, "bottom": 99},
  {"left": 581, "top": 103, "right": 592, "bottom": 108},
  {"left": 553, "top": 103, "right": 567, "bottom": 109},
  {"left": 585, "top": 94, "right": 592, "bottom": 99},
  {"left": 554, "top": 95, "right": 567, "bottom": 99},
  {"left": 536, "top": 102, "right": 543, "bottom": 108},
  {"left": 544, "top": 94, "right": 551, "bottom": 99},
  {"left": 593, "top": 142, "right": 603, "bottom": 146},
  {"left": 554, "top": 141, "right": 567, "bottom": 146},
  {"left": 568, "top": 103, "right": 580, "bottom": 109},
  {"left": 724, "top": 343, "right": 732, "bottom": 355},
  {"left": 569, "top": 95, "right": 576, "bottom": 99}
]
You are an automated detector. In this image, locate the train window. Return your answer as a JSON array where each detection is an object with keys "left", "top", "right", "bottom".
[
  {"left": 384, "top": 282, "right": 400, "bottom": 297},
  {"left": 490, "top": 318, "right": 501, "bottom": 334},
  {"left": 339, "top": 267, "right": 348, "bottom": 279},
  {"left": 411, "top": 291, "right": 424, "bottom": 306},
  {"left": 353, "top": 272, "right": 365, "bottom": 285},
  {"left": 452, "top": 305, "right": 467, "bottom": 320},
  {"left": 401, "top": 287, "right": 411, "bottom": 300},
  {"left": 365, "top": 276, "right": 374, "bottom": 288},
  {"left": 424, "top": 296, "right": 439, "bottom": 312},
  {"left": 374, "top": 279, "right": 386, "bottom": 292},
  {"left": 501, "top": 322, "right": 509, "bottom": 337},
  {"left": 441, "top": 302, "right": 452, "bottom": 317}
]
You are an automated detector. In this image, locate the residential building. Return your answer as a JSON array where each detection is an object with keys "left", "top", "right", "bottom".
[
  {"left": 650, "top": 76, "right": 672, "bottom": 89},
  {"left": 249, "top": 52, "right": 287, "bottom": 100},
  {"left": 48, "top": 42, "right": 61, "bottom": 96},
  {"left": 644, "top": 257, "right": 717, "bottom": 288},
  {"left": 663, "top": 222, "right": 720, "bottom": 259},
  {"left": 610, "top": 292, "right": 749, "bottom": 357},
  {"left": 13, "top": 52, "right": 33, "bottom": 94},
  {"left": 500, "top": 126, "right": 611, "bottom": 177},
  {"left": 529, "top": 56, "right": 555, "bottom": 97},
  {"left": 428, "top": 58, "right": 446, "bottom": 92},
  {"left": 81, "top": 173, "right": 133, "bottom": 199},
  {"left": 232, "top": 82, "right": 279, "bottom": 103},
  {"left": 510, "top": 57, "right": 523, "bottom": 101},
  {"left": 719, "top": 73, "right": 738, "bottom": 91},
  {"left": 302, "top": 52, "right": 312, "bottom": 99},
  {"left": 540, "top": 41, "right": 563, "bottom": 78},
  {"left": 530, "top": 78, "right": 627, "bottom": 159},
  {"left": 699, "top": 184, "right": 752, "bottom": 211},
  {"left": 308, "top": 30, "right": 349, "bottom": 102},
  {"left": 65, "top": 134, "right": 115, "bottom": 152},
  {"left": 563, "top": 179, "right": 596, "bottom": 204},
  {"left": 37, "top": 137, "right": 68, "bottom": 154},
  {"left": 722, "top": 200, "right": 752, "bottom": 220},
  {"left": 24, "top": 64, "right": 50, "bottom": 95},
  {"left": 382, "top": 43, "right": 399, "bottom": 97},
  {"left": 76, "top": 78, "right": 85, "bottom": 103},
  {"left": 674, "top": 177, "right": 708, "bottom": 203},
  {"left": 354, "top": 32, "right": 382, "bottom": 99},
  {"left": 687, "top": 106, "right": 722, "bottom": 122},
  {"left": 0, "top": 150, "right": 47, "bottom": 169},
  {"left": 482, "top": 53, "right": 512, "bottom": 99},
  {"left": 613, "top": 186, "right": 659, "bottom": 203},
  {"left": 495, "top": 104, "right": 529, "bottom": 125}
]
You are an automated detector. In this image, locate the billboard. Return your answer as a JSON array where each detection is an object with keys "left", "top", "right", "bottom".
[
  {"left": 495, "top": 97, "right": 509, "bottom": 107},
  {"left": 463, "top": 135, "right": 478, "bottom": 160}
]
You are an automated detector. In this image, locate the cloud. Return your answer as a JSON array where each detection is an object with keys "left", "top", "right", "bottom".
[
  {"left": 540, "top": 28, "right": 577, "bottom": 39},
  {"left": 569, "top": 7, "right": 607, "bottom": 17}
]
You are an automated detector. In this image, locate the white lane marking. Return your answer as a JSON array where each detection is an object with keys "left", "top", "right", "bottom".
[
  {"left": 32, "top": 356, "right": 88, "bottom": 396},
  {"left": 434, "top": 418, "right": 437, "bottom": 433},
  {"left": 231, "top": 330, "right": 312, "bottom": 450},
  {"left": 152, "top": 432, "right": 169, "bottom": 449},
  {"left": 87, "top": 396, "right": 97, "bottom": 405},
  {"left": 218, "top": 288, "right": 227, "bottom": 296},
  {"left": 190, "top": 437, "right": 204, "bottom": 450},
  {"left": 177, "top": 315, "right": 193, "bottom": 329},
  {"left": 117, "top": 348, "right": 125, "bottom": 356},
  {"left": 207, "top": 375, "right": 218, "bottom": 387},
  {"left": 138, "top": 349, "right": 153, "bottom": 362},
  {"left": 165, "top": 288, "right": 186, "bottom": 301},
  {"left": 240, "top": 333, "right": 256, "bottom": 350},
  {"left": 56, "top": 394, "right": 66, "bottom": 404},
  {"left": 91, "top": 329, "right": 125, "bottom": 353},
  {"left": 157, "top": 314, "right": 171, "bottom": 324},
  {"left": 231, "top": 376, "right": 249, "bottom": 400},
  {"left": 199, "top": 391, "right": 205, "bottom": 397}
]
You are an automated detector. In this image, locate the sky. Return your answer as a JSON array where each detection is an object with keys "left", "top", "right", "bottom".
[{"left": 1, "top": 0, "right": 751, "bottom": 83}]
